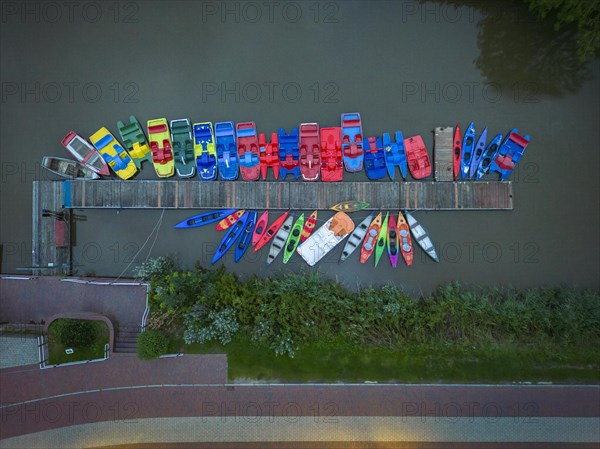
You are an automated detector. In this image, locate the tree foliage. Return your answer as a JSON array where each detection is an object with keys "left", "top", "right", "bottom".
[
  {"left": 137, "top": 329, "right": 169, "bottom": 360},
  {"left": 52, "top": 319, "right": 97, "bottom": 348}
]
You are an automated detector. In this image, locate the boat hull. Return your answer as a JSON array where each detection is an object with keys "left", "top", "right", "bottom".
[
  {"left": 235, "top": 211, "right": 257, "bottom": 262},
  {"left": 341, "top": 113, "right": 364, "bottom": 172},
  {"left": 283, "top": 214, "right": 305, "bottom": 263},
  {"left": 253, "top": 211, "right": 290, "bottom": 252},
  {"left": 387, "top": 213, "right": 399, "bottom": 268},
  {"left": 320, "top": 127, "right": 344, "bottom": 182},
  {"left": 469, "top": 127, "right": 488, "bottom": 179},
  {"left": 215, "top": 122, "right": 240, "bottom": 180},
  {"left": 405, "top": 212, "right": 439, "bottom": 263},
  {"left": 359, "top": 212, "right": 382, "bottom": 264},
  {"left": 299, "top": 123, "right": 321, "bottom": 181},
  {"left": 460, "top": 122, "right": 476, "bottom": 179},
  {"left": 173, "top": 209, "right": 237, "bottom": 229},
  {"left": 212, "top": 211, "right": 250, "bottom": 264},
  {"left": 252, "top": 211, "right": 269, "bottom": 246},
  {"left": 404, "top": 135, "right": 432, "bottom": 179},
  {"left": 374, "top": 212, "right": 389, "bottom": 267},
  {"left": 267, "top": 215, "right": 295, "bottom": 264},
  {"left": 340, "top": 213, "right": 374, "bottom": 262},
  {"left": 297, "top": 212, "right": 355, "bottom": 266}
]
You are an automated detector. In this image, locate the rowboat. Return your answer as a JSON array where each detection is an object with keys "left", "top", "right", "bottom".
[
  {"left": 475, "top": 132, "right": 504, "bottom": 180},
  {"left": 339, "top": 213, "right": 374, "bottom": 262},
  {"left": 300, "top": 210, "right": 318, "bottom": 242},
  {"left": 404, "top": 135, "right": 432, "bottom": 179},
  {"left": 252, "top": 211, "right": 269, "bottom": 246},
  {"left": 405, "top": 212, "right": 439, "bottom": 263},
  {"left": 374, "top": 212, "right": 389, "bottom": 267},
  {"left": 364, "top": 136, "right": 387, "bottom": 180},
  {"left": 170, "top": 119, "right": 196, "bottom": 178},
  {"left": 147, "top": 118, "right": 175, "bottom": 178},
  {"left": 212, "top": 211, "right": 250, "bottom": 264},
  {"left": 320, "top": 127, "right": 343, "bottom": 182},
  {"left": 283, "top": 214, "right": 305, "bottom": 263},
  {"left": 41, "top": 157, "right": 99, "bottom": 179},
  {"left": 236, "top": 122, "right": 260, "bottom": 181},
  {"left": 173, "top": 209, "right": 236, "bottom": 229},
  {"left": 341, "top": 112, "right": 364, "bottom": 172},
  {"left": 89, "top": 127, "right": 137, "bottom": 180},
  {"left": 382, "top": 131, "right": 407, "bottom": 180},
  {"left": 193, "top": 122, "right": 217, "bottom": 181},
  {"left": 234, "top": 211, "right": 257, "bottom": 262},
  {"left": 259, "top": 132, "right": 280, "bottom": 180},
  {"left": 489, "top": 129, "right": 530, "bottom": 180},
  {"left": 460, "top": 122, "right": 476, "bottom": 179},
  {"left": 267, "top": 214, "right": 295, "bottom": 264},
  {"left": 359, "top": 212, "right": 382, "bottom": 263},
  {"left": 61, "top": 131, "right": 110, "bottom": 176},
  {"left": 331, "top": 201, "right": 369, "bottom": 213},
  {"left": 297, "top": 212, "right": 355, "bottom": 266},
  {"left": 253, "top": 210, "right": 290, "bottom": 252},
  {"left": 215, "top": 121, "right": 239, "bottom": 180},
  {"left": 117, "top": 116, "right": 152, "bottom": 170},
  {"left": 278, "top": 127, "right": 300, "bottom": 180},
  {"left": 299, "top": 123, "right": 321, "bottom": 181},
  {"left": 397, "top": 212, "right": 413, "bottom": 266},
  {"left": 387, "top": 213, "right": 399, "bottom": 268},
  {"left": 453, "top": 125, "right": 462, "bottom": 180},
  {"left": 469, "top": 127, "right": 488, "bottom": 179},
  {"left": 216, "top": 210, "right": 246, "bottom": 231}
]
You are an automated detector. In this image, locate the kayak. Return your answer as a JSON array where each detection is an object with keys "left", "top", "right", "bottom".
[
  {"left": 387, "top": 213, "right": 399, "bottom": 268},
  {"left": 374, "top": 212, "right": 389, "bottom": 267},
  {"left": 359, "top": 212, "right": 382, "bottom": 264},
  {"left": 252, "top": 210, "right": 269, "bottom": 246},
  {"left": 405, "top": 212, "right": 439, "bottom": 263},
  {"left": 212, "top": 211, "right": 250, "bottom": 264},
  {"left": 297, "top": 212, "right": 355, "bottom": 266},
  {"left": 331, "top": 201, "right": 370, "bottom": 213},
  {"left": 461, "top": 122, "right": 476, "bottom": 179},
  {"left": 253, "top": 210, "right": 291, "bottom": 253},
  {"left": 173, "top": 209, "right": 237, "bottom": 229},
  {"left": 453, "top": 125, "right": 462, "bottom": 180},
  {"left": 300, "top": 210, "right": 318, "bottom": 243},
  {"left": 267, "top": 214, "right": 295, "bottom": 264},
  {"left": 283, "top": 213, "right": 305, "bottom": 263},
  {"left": 469, "top": 127, "right": 488, "bottom": 179},
  {"left": 397, "top": 212, "right": 414, "bottom": 266},
  {"left": 475, "top": 132, "right": 504, "bottom": 180},
  {"left": 216, "top": 210, "right": 246, "bottom": 231},
  {"left": 339, "top": 213, "right": 374, "bottom": 262},
  {"left": 234, "top": 210, "right": 257, "bottom": 262}
]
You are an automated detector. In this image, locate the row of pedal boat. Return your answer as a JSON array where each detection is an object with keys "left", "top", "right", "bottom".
[
  {"left": 174, "top": 205, "right": 439, "bottom": 267},
  {"left": 44, "top": 114, "right": 529, "bottom": 183}
]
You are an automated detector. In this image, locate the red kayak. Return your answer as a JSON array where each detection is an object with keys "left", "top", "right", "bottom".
[
  {"left": 397, "top": 212, "right": 413, "bottom": 266},
  {"left": 299, "top": 123, "right": 321, "bottom": 181},
  {"left": 216, "top": 210, "right": 246, "bottom": 231},
  {"left": 453, "top": 125, "right": 462, "bottom": 180},
  {"left": 404, "top": 135, "right": 432, "bottom": 179},
  {"left": 252, "top": 210, "right": 269, "bottom": 246},
  {"left": 253, "top": 210, "right": 290, "bottom": 253},
  {"left": 259, "top": 132, "right": 279, "bottom": 180},
  {"left": 300, "top": 210, "right": 318, "bottom": 242},
  {"left": 320, "top": 127, "right": 343, "bottom": 182}
]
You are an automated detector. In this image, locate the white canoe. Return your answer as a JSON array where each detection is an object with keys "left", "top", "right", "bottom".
[
  {"left": 339, "top": 212, "right": 374, "bottom": 262},
  {"left": 405, "top": 212, "right": 439, "bottom": 262},
  {"left": 267, "top": 214, "right": 294, "bottom": 264},
  {"left": 297, "top": 212, "right": 355, "bottom": 266}
]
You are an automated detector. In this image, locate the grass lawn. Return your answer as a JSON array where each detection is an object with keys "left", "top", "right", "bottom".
[
  {"left": 47, "top": 319, "right": 109, "bottom": 365},
  {"left": 167, "top": 335, "right": 600, "bottom": 383}
]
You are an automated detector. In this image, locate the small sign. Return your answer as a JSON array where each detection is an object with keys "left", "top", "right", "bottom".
[{"left": 65, "top": 348, "right": 74, "bottom": 354}]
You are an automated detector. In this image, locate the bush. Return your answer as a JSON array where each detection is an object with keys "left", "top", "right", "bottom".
[
  {"left": 52, "top": 319, "right": 97, "bottom": 348},
  {"left": 137, "top": 329, "right": 169, "bottom": 360}
]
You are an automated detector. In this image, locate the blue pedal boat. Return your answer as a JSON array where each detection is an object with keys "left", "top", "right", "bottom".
[
  {"left": 489, "top": 129, "right": 530, "bottom": 180},
  {"left": 278, "top": 127, "right": 301, "bottom": 180},
  {"left": 460, "top": 122, "right": 476, "bottom": 179},
  {"left": 341, "top": 112, "right": 364, "bottom": 172},
  {"left": 193, "top": 123, "right": 218, "bottom": 181},
  {"left": 215, "top": 121, "right": 239, "bottom": 180},
  {"left": 364, "top": 136, "right": 387, "bottom": 180},
  {"left": 383, "top": 131, "right": 407, "bottom": 180}
]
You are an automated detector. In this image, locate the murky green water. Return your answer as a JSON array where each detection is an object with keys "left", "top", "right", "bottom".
[{"left": 1, "top": 1, "right": 598, "bottom": 293}]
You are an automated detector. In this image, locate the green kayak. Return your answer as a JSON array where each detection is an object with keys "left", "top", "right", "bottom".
[
  {"left": 374, "top": 212, "right": 389, "bottom": 267},
  {"left": 283, "top": 213, "right": 305, "bottom": 264}
]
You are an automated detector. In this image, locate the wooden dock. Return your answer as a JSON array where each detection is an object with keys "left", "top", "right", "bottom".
[
  {"left": 434, "top": 126, "right": 454, "bottom": 181},
  {"left": 56, "top": 180, "right": 513, "bottom": 210}
]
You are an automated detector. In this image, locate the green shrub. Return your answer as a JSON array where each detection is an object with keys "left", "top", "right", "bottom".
[
  {"left": 52, "top": 319, "right": 97, "bottom": 348},
  {"left": 136, "top": 329, "right": 169, "bottom": 360}
]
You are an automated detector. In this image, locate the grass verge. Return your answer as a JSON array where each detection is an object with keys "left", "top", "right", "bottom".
[{"left": 47, "top": 319, "right": 109, "bottom": 365}]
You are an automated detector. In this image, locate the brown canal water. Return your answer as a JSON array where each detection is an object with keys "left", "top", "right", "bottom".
[{"left": 1, "top": 1, "right": 598, "bottom": 293}]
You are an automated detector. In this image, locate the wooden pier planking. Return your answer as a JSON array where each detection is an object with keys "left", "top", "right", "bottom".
[
  {"left": 50, "top": 180, "right": 513, "bottom": 211},
  {"left": 434, "top": 126, "right": 454, "bottom": 182}
]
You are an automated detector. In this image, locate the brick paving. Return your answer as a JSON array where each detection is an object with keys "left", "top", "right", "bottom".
[{"left": 0, "top": 335, "right": 39, "bottom": 369}]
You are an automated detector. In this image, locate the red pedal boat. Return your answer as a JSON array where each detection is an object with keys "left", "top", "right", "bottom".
[
  {"left": 252, "top": 210, "right": 269, "bottom": 246},
  {"left": 300, "top": 210, "right": 318, "bottom": 242},
  {"left": 235, "top": 122, "right": 260, "bottom": 181},
  {"left": 253, "top": 210, "right": 290, "bottom": 253},
  {"left": 259, "top": 132, "right": 279, "bottom": 180},
  {"left": 453, "top": 125, "right": 462, "bottom": 180},
  {"left": 299, "top": 123, "right": 321, "bottom": 181},
  {"left": 320, "top": 127, "right": 343, "bottom": 182},
  {"left": 403, "top": 135, "right": 432, "bottom": 179}
]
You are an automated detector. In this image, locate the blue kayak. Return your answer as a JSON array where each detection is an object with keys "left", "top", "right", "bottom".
[
  {"left": 469, "top": 127, "right": 488, "bottom": 179},
  {"left": 383, "top": 131, "right": 407, "bottom": 180},
  {"left": 173, "top": 209, "right": 237, "bottom": 229},
  {"left": 460, "top": 122, "right": 476, "bottom": 179},
  {"left": 212, "top": 211, "right": 250, "bottom": 264},
  {"left": 234, "top": 210, "right": 257, "bottom": 262},
  {"left": 475, "top": 132, "right": 505, "bottom": 180}
]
